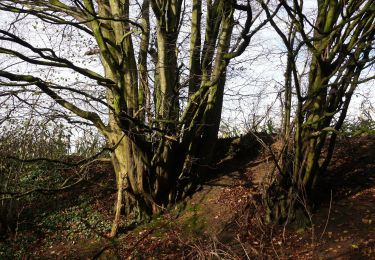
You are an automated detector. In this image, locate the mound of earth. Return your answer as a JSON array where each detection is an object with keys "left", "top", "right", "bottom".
[{"left": 1, "top": 135, "right": 374, "bottom": 259}]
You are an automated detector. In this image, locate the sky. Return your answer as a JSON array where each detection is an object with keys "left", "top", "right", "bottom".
[{"left": 0, "top": 1, "right": 374, "bottom": 142}]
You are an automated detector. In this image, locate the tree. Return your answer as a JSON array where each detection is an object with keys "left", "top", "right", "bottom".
[
  {"left": 262, "top": 0, "right": 375, "bottom": 226},
  {"left": 0, "top": 0, "right": 278, "bottom": 236}
]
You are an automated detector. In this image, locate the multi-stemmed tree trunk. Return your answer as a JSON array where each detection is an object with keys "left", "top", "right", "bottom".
[
  {"left": 0, "top": 0, "right": 271, "bottom": 236},
  {"left": 263, "top": 0, "right": 375, "bottom": 226}
]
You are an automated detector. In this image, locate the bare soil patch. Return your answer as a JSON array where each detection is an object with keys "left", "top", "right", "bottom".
[{"left": 1, "top": 135, "right": 374, "bottom": 259}]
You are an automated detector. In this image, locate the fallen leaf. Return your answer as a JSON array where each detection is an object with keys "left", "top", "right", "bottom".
[{"left": 361, "top": 218, "right": 372, "bottom": 224}]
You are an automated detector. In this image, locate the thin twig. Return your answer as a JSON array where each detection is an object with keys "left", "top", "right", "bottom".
[{"left": 319, "top": 189, "right": 333, "bottom": 240}]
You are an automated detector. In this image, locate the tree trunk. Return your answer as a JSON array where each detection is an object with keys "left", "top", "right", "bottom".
[
  {"left": 107, "top": 132, "right": 154, "bottom": 231},
  {"left": 264, "top": 133, "right": 326, "bottom": 228},
  {"left": 265, "top": 70, "right": 329, "bottom": 227}
]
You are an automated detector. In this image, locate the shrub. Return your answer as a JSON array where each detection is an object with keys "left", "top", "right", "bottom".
[{"left": 341, "top": 117, "right": 375, "bottom": 137}]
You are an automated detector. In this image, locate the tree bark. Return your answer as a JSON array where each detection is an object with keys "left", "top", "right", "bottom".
[{"left": 264, "top": 0, "right": 375, "bottom": 227}]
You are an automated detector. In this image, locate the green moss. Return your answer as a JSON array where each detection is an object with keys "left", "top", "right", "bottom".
[
  {"left": 289, "top": 207, "right": 311, "bottom": 232},
  {"left": 182, "top": 214, "right": 207, "bottom": 236},
  {"left": 133, "top": 215, "right": 163, "bottom": 233},
  {"left": 185, "top": 203, "right": 201, "bottom": 213},
  {"left": 181, "top": 204, "right": 206, "bottom": 236}
]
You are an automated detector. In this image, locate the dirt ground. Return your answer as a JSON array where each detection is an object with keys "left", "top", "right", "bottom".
[
  {"left": 110, "top": 135, "right": 374, "bottom": 259},
  {"left": 1, "top": 135, "right": 374, "bottom": 259}
]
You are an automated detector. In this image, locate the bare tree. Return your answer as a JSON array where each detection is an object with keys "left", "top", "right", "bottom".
[
  {"left": 0, "top": 0, "right": 278, "bottom": 236},
  {"left": 262, "top": 0, "right": 375, "bottom": 226}
]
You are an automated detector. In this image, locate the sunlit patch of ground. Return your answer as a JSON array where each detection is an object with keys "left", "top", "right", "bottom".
[{"left": 1, "top": 136, "right": 374, "bottom": 259}]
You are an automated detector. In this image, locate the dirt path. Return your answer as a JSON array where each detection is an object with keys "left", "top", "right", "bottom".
[
  {"left": 9, "top": 136, "right": 374, "bottom": 259},
  {"left": 85, "top": 137, "right": 375, "bottom": 259},
  {"left": 144, "top": 136, "right": 375, "bottom": 259}
]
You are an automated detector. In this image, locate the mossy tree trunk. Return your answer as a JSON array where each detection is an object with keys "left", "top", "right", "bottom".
[
  {"left": 262, "top": 0, "right": 375, "bottom": 226},
  {"left": 0, "top": 0, "right": 265, "bottom": 236}
]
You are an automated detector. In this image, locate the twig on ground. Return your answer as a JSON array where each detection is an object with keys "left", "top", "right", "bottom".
[{"left": 320, "top": 189, "right": 333, "bottom": 240}]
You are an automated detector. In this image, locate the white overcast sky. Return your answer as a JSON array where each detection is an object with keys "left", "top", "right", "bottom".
[{"left": 0, "top": 1, "right": 374, "bottom": 137}]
